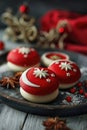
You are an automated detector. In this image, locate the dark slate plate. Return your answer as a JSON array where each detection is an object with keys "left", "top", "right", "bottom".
[{"left": 0, "top": 48, "right": 87, "bottom": 117}]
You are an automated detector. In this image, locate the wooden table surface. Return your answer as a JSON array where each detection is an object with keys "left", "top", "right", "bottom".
[
  {"left": 0, "top": 102, "right": 87, "bottom": 130},
  {"left": 0, "top": 30, "right": 87, "bottom": 130}
]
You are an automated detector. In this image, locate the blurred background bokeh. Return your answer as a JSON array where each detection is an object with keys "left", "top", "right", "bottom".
[{"left": 0, "top": 0, "right": 87, "bottom": 28}]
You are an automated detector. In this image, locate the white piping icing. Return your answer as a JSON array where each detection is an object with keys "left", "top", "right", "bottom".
[{"left": 21, "top": 68, "right": 40, "bottom": 88}]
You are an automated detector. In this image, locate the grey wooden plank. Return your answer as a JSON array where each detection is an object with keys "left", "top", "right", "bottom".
[
  {"left": 23, "top": 113, "right": 87, "bottom": 130},
  {"left": 0, "top": 105, "right": 27, "bottom": 130},
  {"left": 66, "top": 115, "right": 87, "bottom": 130},
  {"left": 23, "top": 114, "right": 46, "bottom": 130}
]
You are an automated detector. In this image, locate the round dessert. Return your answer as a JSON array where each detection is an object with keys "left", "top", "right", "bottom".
[
  {"left": 20, "top": 67, "right": 59, "bottom": 103},
  {"left": 48, "top": 60, "right": 81, "bottom": 89},
  {"left": 41, "top": 52, "right": 69, "bottom": 67},
  {"left": 7, "top": 47, "right": 40, "bottom": 71}
]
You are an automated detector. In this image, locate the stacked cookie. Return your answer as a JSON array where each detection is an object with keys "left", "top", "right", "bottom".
[{"left": 20, "top": 67, "right": 59, "bottom": 103}]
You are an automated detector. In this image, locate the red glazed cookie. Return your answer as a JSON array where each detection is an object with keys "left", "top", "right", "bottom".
[
  {"left": 41, "top": 52, "right": 69, "bottom": 67},
  {"left": 48, "top": 60, "right": 81, "bottom": 89},
  {"left": 7, "top": 47, "right": 40, "bottom": 71},
  {"left": 20, "top": 67, "right": 59, "bottom": 103}
]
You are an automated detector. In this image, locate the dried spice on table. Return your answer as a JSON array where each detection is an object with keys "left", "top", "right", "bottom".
[
  {"left": 0, "top": 71, "right": 22, "bottom": 89},
  {"left": 43, "top": 117, "right": 71, "bottom": 130},
  {"left": 14, "top": 71, "right": 22, "bottom": 80},
  {"left": 0, "top": 77, "right": 19, "bottom": 88}
]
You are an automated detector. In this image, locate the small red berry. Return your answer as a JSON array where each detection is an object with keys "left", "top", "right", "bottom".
[
  {"left": 19, "top": 4, "right": 28, "bottom": 14},
  {"left": 84, "top": 93, "right": 87, "bottom": 98},
  {"left": 65, "top": 96, "right": 72, "bottom": 102},
  {"left": 58, "top": 27, "right": 65, "bottom": 34},
  {"left": 77, "top": 82, "right": 82, "bottom": 87},
  {"left": 79, "top": 89, "right": 84, "bottom": 95},
  {"left": 0, "top": 41, "right": 4, "bottom": 50},
  {"left": 70, "top": 88, "right": 76, "bottom": 93}
]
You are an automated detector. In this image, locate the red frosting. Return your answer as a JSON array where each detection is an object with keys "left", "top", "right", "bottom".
[
  {"left": 7, "top": 47, "right": 40, "bottom": 67},
  {"left": 46, "top": 52, "right": 69, "bottom": 60},
  {"left": 48, "top": 60, "right": 81, "bottom": 84},
  {"left": 20, "top": 67, "right": 59, "bottom": 95}
]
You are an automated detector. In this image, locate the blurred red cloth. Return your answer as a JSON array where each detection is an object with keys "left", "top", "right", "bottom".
[{"left": 40, "top": 10, "right": 87, "bottom": 55}]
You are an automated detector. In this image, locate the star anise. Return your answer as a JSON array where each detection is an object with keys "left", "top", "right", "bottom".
[
  {"left": 0, "top": 76, "right": 19, "bottom": 89},
  {"left": 43, "top": 117, "right": 71, "bottom": 130},
  {"left": 0, "top": 71, "right": 22, "bottom": 89},
  {"left": 14, "top": 71, "right": 22, "bottom": 81}
]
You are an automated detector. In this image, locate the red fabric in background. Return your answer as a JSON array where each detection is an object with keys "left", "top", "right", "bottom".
[{"left": 40, "top": 10, "right": 87, "bottom": 55}]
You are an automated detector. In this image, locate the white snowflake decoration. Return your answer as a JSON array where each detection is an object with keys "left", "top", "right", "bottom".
[
  {"left": 18, "top": 47, "right": 30, "bottom": 55},
  {"left": 51, "top": 73, "right": 55, "bottom": 77},
  {"left": 33, "top": 68, "right": 49, "bottom": 79},
  {"left": 66, "top": 73, "right": 70, "bottom": 76},
  {"left": 59, "top": 62, "right": 72, "bottom": 71},
  {"left": 73, "top": 69, "right": 77, "bottom": 72},
  {"left": 46, "top": 78, "right": 51, "bottom": 82}
]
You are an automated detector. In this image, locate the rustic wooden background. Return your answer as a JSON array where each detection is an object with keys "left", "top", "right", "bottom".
[{"left": 0, "top": 103, "right": 87, "bottom": 130}]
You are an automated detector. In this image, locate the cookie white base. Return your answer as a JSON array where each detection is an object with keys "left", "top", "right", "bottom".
[
  {"left": 20, "top": 87, "right": 59, "bottom": 103},
  {"left": 59, "top": 81, "right": 79, "bottom": 89},
  {"left": 7, "top": 62, "right": 40, "bottom": 72}
]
